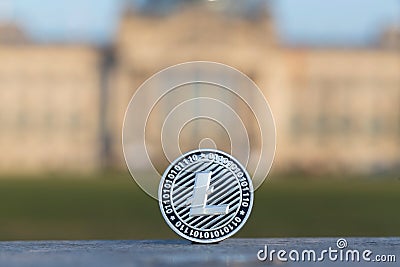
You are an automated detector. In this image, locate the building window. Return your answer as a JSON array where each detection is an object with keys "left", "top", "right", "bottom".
[
  {"left": 369, "top": 117, "right": 383, "bottom": 136},
  {"left": 290, "top": 114, "right": 303, "bottom": 137},
  {"left": 398, "top": 118, "right": 400, "bottom": 136},
  {"left": 340, "top": 116, "right": 351, "bottom": 134},
  {"left": 316, "top": 114, "right": 329, "bottom": 136},
  {"left": 17, "top": 111, "right": 28, "bottom": 129},
  {"left": 0, "top": 112, "right": 3, "bottom": 131},
  {"left": 44, "top": 112, "right": 54, "bottom": 130},
  {"left": 70, "top": 113, "right": 81, "bottom": 129}
]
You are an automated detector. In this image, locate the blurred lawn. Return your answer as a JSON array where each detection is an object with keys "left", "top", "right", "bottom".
[{"left": 0, "top": 172, "right": 399, "bottom": 241}]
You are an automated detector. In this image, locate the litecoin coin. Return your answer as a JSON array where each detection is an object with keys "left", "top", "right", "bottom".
[{"left": 159, "top": 149, "right": 254, "bottom": 243}]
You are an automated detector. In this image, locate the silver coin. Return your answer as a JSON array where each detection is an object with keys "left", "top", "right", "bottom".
[{"left": 159, "top": 149, "right": 254, "bottom": 243}]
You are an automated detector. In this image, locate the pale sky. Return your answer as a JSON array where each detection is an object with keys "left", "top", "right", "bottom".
[{"left": 0, "top": 0, "right": 399, "bottom": 45}]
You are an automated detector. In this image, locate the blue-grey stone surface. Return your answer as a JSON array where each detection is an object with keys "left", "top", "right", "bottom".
[{"left": 0, "top": 238, "right": 398, "bottom": 267}]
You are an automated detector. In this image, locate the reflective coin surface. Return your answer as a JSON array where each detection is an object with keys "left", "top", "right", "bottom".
[{"left": 159, "top": 149, "right": 253, "bottom": 243}]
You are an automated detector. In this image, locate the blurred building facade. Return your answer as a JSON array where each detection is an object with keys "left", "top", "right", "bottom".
[
  {"left": 0, "top": 26, "right": 102, "bottom": 172},
  {"left": 0, "top": 2, "right": 399, "bottom": 174}
]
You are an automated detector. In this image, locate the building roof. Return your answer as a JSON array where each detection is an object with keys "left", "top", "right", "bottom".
[{"left": 0, "top": 22, "right": 29, "bottom": 44}]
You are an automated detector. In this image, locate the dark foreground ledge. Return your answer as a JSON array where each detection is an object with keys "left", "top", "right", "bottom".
[{"left": 0, "top": 238, "right": 398, "bottom": 267}]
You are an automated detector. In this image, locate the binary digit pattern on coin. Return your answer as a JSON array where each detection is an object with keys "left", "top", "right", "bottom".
[{"left": 159, "top": 149, "right": 253, "bottom": 243}]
